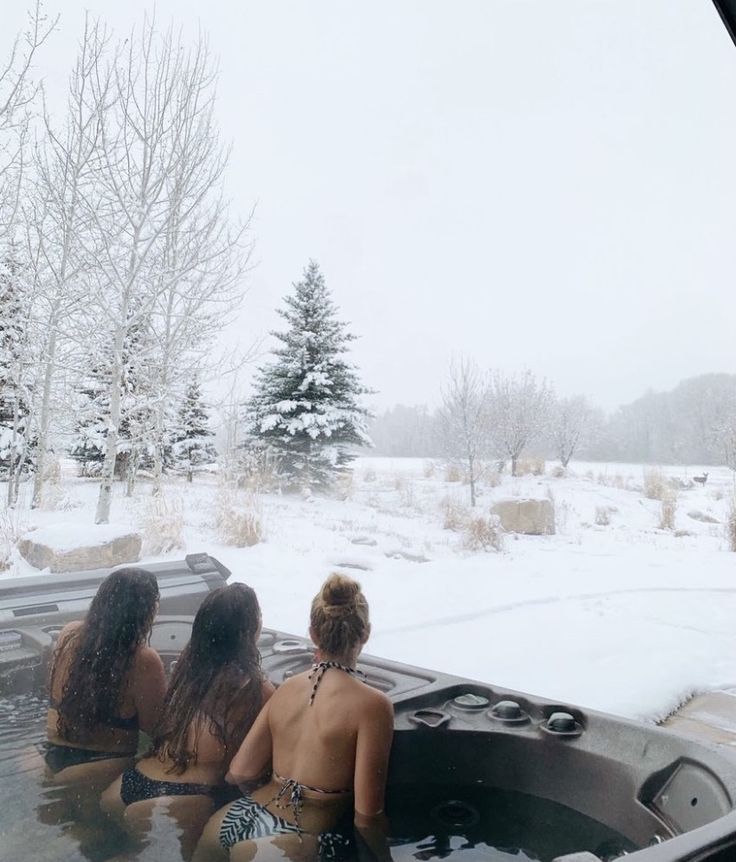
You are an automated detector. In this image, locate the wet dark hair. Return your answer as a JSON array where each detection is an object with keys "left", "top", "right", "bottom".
[
  {"left": 52, "top": 567, "right": 159, "bottom": 740},
  {"left": 310, "top": 573, "right": 369, "bottom": 657},
  {"left": 152, "top": 582, "right": 264, "bottom": 774}
]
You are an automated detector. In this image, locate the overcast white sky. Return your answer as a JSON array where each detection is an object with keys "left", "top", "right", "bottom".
[{"left": 5, "top": 0, "right": 736, "bottom": 413}]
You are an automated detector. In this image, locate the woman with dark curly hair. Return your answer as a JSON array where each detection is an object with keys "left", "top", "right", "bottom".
[
  {"left": 44, "top": 567, "right": 166, "bottom": 795},
  {"left": 101, "top": 582, "right": 273, "bottom": 859}
]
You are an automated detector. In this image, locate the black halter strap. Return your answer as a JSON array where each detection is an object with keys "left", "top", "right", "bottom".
[{"left": 307, "top": 660, "right": 365, "bottom": 706}]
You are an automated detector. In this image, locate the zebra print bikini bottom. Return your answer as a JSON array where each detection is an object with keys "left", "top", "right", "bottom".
[{"left": 219, "top": 796, "right": 351, "bottom": 860}]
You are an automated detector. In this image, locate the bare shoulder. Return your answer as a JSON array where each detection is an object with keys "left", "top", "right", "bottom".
[
  {"left": 58, "top": 620, "right": 82, "bottom": 641},
  {"left": 360, "top": 684, "right": 394, "bottom": 717},
  {"left": 261, "top": 677, "right": 276, "bottom": 702},
  {"left": 133, "top": 644, "right": 165, "bottom": 674},
  {"left": 61, "top": 620, "right": 83, "bottom": 634},
  {"left": 266, "top": 671, "right": 308, "bottom": 710},
  {"left": 272, "top": 671, "right": 307, "bottom": 697},
  {"left": 54, "top": 620, "right": 82, "bottom": 653}
]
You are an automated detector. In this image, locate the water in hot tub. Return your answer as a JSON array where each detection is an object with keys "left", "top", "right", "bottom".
[{"left": 0, "top": 693, "right": 635, "bottom": 862}]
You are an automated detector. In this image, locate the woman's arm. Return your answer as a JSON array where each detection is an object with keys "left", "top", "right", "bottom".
[
  {"left": 132, "top": 646, "right": 167, "bottom": 734},
  {"left": 226, "top": 695, "right": 273, "bottom": 786},
  {"left": 354, "top": 692, "right": 394, "bottom": 861},
  {"left": 354, "top": 692, "right": 393, "bottom": 816},
  {"left": 48, "top": 621, "right": 82, "bottom": 695}
]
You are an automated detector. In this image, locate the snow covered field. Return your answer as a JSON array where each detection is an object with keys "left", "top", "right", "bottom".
[{"left": 3, "top": 457, "right": 736, "bottom": 725}]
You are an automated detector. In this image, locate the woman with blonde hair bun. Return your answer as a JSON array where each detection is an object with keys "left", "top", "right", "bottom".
[{"left": 194, "top": 573, "right": 394, "bottom": 862}]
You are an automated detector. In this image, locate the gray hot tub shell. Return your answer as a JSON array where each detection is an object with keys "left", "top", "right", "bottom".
[{"left": 2, "top": 557, "right": 736, "bottom": 862}]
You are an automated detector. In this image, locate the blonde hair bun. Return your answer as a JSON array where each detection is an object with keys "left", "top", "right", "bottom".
[
  {"left": 321, "top": 573, "right": 362, "bottom": 613},
  {"left": 311, "top": 573, "right": 370, "bottom": 655}
]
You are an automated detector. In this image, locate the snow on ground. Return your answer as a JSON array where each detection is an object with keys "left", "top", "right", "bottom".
[{"left": 2, "top": 457, "right": 736, "bottom": 724}]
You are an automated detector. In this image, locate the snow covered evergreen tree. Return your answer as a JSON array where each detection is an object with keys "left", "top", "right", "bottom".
[
  {"left": 171, "top": 378, "right": 217, "bottom": 482},
  {"left": 0, "top": 251, "right": 36, "bottom": 486},
  {"left": 69, "top": 356, "right": 110, "bottom": 476},
  {"left": 243, "top": 261, "right": 371, "bottom": 491},
  {"left": 70, "top": 315, "right": 156, "bottom": 483}
]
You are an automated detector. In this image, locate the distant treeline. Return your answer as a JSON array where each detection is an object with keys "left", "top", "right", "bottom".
[{"left": 369, "top": 373, "right": 736, "bottom": 467}]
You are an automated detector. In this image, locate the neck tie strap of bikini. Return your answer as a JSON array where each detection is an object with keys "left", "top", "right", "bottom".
[{"left": 308, "top": 660, "right": 365, "bottom": 705}]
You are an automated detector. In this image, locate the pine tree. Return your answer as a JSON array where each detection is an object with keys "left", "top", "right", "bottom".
[
  {"left": 0, "top": 251, "right": 36, "bottom": 483},
  {"left": 69, "top": 357, "right": 110, "bottom": 476},
  {"left": 171, "top": 378, "right": 217, "bottom": 482},
  {"left": 243, "top": 260, "right": 372, "bottom": 491},
  {"left": 70, "top": 315, "right": 155, "bottom": 482}
]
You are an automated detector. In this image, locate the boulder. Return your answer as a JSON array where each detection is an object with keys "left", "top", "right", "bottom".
[
  {"left": 18, "top": 523, "right": 142, "bottom": 573},
  {"left": 491, "top": 498, "right": 555, "bottom": 535}
]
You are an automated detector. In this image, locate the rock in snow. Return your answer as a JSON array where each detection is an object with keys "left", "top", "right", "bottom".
[
  {"left": 18, "top": 523, "right": 142, "bottom": 572},
  {"left": 491, "top": 497, "right": 556, "bottom": 535}
]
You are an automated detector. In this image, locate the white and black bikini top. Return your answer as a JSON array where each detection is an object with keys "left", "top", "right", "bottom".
[{"left": 307, "top": 660, "right": 365, "bottom": 706}]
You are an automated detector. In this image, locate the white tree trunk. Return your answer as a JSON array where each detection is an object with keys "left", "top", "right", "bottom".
[
  {"left": 31, "top": 320, "right": 58, "bottom": 508},
  {"left": 94, "top": 325, "right": 125, "bottom": 524}
]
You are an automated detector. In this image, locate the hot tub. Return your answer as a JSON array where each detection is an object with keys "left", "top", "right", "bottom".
[{"left": 2, "top": 557, "right": 736, "bottom": 861}]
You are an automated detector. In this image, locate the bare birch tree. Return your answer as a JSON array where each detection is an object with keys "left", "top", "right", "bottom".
[
  {"left": 83, "top": 19, "right": 248, "bottom": 523},
  {"left": 0, "top": 3, "right": 56, "bottom": 237},
  {"left": 144, "top": 34, "right": 251, "bottom": 496},
  {"left": 550, "top": 394, "right": 598, "bottom": 469},
  {"left": 487, "top": 369, "right": 551, "bottom": 477},
  {"left": 26, "top": 18, "right": 109, "bottom": 507},
  {"left": 439, "top": 357, "right": 489, "bottom": 507}
]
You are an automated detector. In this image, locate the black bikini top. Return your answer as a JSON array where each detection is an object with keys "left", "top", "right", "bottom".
[{"left": 307, "top": 660, "right": 365, "bottom": 706}]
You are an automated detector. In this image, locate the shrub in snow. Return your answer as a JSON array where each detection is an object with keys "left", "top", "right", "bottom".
[
  {"left": 0, "top": 508, "right": 24, "bottom": 571},
  {"left": 441, "top": 496, "right": 469, "bottom": 531},
  {"left": 43, "top": 456, "right": 62, "bottom": 483},
  {"left": 237, "top": 443, "right": 282, "bottom": 493},
  {"left": 551, "top": 465, "right": 566, "bottom": 479},
  {"left": 643, "top": 468, "right": 668, "bottom": 501},
  {"left": 38, "top": 457, "right": 74, "bottom": 511},
  {"left": 484, "top": 470, "right": 502, "bottom": 488},
  {"left": 400, "top": 481, "right": 417, "bottom": 509},
  {"left": 515, "top": 457, "right": 545, "bottom": 476},
  {"left": 216, "top": 489, "right": 263, "bottom": 547},
  {"left": 727, "top": 498, "right": 736, "bottom": 553},
  {"left": 143, "top": 495, "right": 184, "bottom": 554},
  {"left": 241, "top": 261, "right": 372, "bottom": 493},
  {"left": 668, "top": 476, "right": 693, "bottom": 491},
  {"left": 444, "top": 462, "right": 462, "bottom": 483},
  {"left": 712, "top": 488, "right": 725, "bottom": 502},
  {"left": 392, "top": 472, "right": 406, "bottom": 491},
  {"left": 422, "top": 460, "right": 436, "bottom": 479},
  {"left": 463, "top": 513, "right": 504, "bottom": 552},
  {"left": 334, "top": 471, "right": 354, "bottom": 501},
  {"left": 594, "top": 506, "right": 611, "bottom": 526},
  {"left": 41, "top": 483, "right": 75, "bottom": 512},
  {"left": 658, "top": 491, "right": 678, "bottom": 531}
]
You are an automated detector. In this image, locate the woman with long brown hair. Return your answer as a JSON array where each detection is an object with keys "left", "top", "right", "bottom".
[
  {"left": 45, "top": 567, "right": 166, "bottom": 795},
  {"left": 102, "top": 582, "right": 273, "bottom": 859},
  {"left": 194, "top": 573, "right": 394, "bottom": 862}
]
